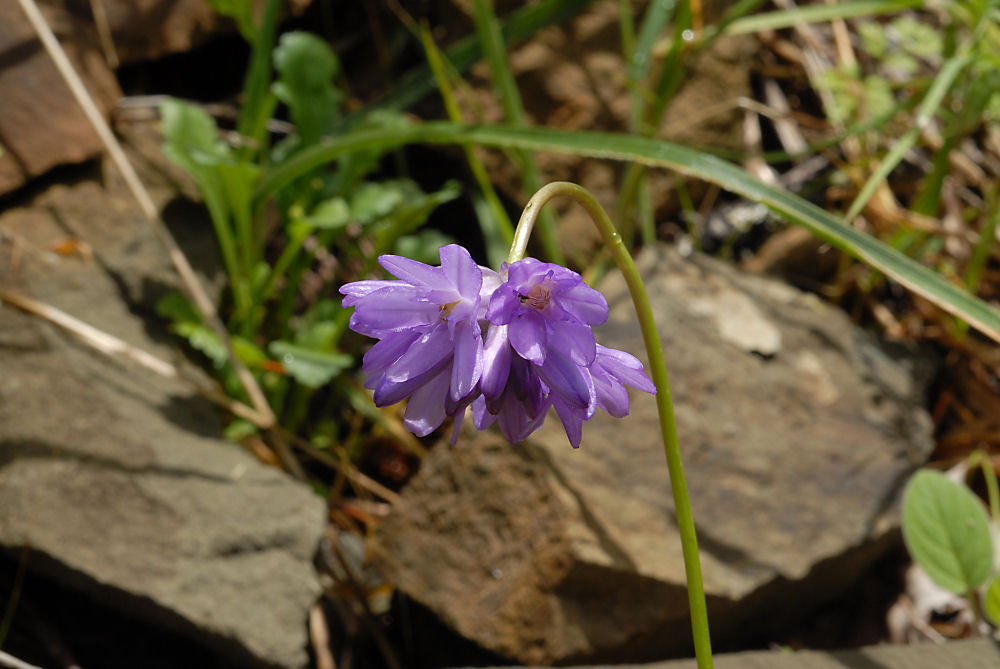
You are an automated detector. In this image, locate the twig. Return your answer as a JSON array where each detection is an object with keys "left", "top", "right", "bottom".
[
  {"left": 309, "top": 604, "right": 337, "bottom": 669},
  {"left": 15, "top": 0, "right": 276, "bottom": 429},
  {"left": 0, "top": 651, "right": 43, "bottom": 669},
  {"left": 0, "top": 288, "right": 176, "bottom": 378},
  {"left": 280, "top": 427, "right": 402, "bottom": 505},
  {"left": 86, "top": 0, "right": 118, "bottom": 68},
  {"left": 0, "top": 288, "right": 273, "bottom": 428}
]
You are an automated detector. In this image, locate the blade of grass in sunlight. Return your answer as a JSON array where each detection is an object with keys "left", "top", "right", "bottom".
[
  {"left": 470, "top": 0, "right": 565, "bottom": 264},
  {"left": 844, "top": 50, "right": 971, "bottom": 223},
  {"left": 621, "top": 0, "right": 677, "bottom": 246},
  {"left": 419, "top": 23, "right": 513, "bottom": 267},
  {"left": 256, "top": 121, "right": 1000, "bottom": 344},
  {"left": 716, "top": 0, "right": 921, "bottom": 36}
]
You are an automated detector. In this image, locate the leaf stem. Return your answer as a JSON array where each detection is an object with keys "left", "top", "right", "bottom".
[{"left": 510, "top": 182, "right": 713, "bottom": 669}]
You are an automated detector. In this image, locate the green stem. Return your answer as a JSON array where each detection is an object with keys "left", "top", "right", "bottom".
[{"left": 510, "top": 182, "right": 713, "bottom": 668}]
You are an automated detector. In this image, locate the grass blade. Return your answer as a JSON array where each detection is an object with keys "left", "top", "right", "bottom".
[
  {"left": 469, "top": 0, "right": 564, "bottom": 263},
  {"left": 844, "top": 51, "right": 970, "bottom": 222},
  {"left": 256, "top": 121, "right": 1000, "bottom": 344}
]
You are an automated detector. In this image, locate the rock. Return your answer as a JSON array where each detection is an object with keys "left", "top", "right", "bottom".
[
  {"left": 376, "top": 245, "right": 934, "bottom": 665},
  {"left": 62, "top": 0, "right": 312, "bottom": 64},
  {"left": 459, "top": 637, "right": 1000, "bottom": 669},
  {"left": 0, "top": 126, "right": 325, "bottom": 668},
  {"left": 0, "top": 1, "right": 121, "bottom": 195}
]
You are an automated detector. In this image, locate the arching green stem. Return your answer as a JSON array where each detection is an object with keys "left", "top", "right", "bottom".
[{"left": 511, "top": 182, "right": 713, "bottom": 669}]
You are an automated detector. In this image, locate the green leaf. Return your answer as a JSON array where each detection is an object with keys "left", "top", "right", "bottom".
[
  {"left": 308, "top": 197, "right": 350, "bottom": 229},
  {"left": 902, "top": 469, "right": 993, "bottom": 594},
  {"left": 160, "top": 99, "right": 230, "bottom": 170},
  {"left": 269, "top": 341, "right": 352, "bottom": 388},
  {"left": 273, "top": 31, "right": 343, "bottom": 146},
  {"left": 395, "top": 229, "right": 457, "bottom": 265},
  {"left": 985, "top": 574, "right": 1000, "bottom": 626},
  {"left": 205, "top": 0, "right": 256, "bottom": 41},
  {"left": 255, "top": 121, "right": 1000, "bottom": 345}
]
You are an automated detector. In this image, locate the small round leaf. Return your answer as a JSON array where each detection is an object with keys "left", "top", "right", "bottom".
[{"left": 902, "top": 469, "right": 993, "bottom": 594}]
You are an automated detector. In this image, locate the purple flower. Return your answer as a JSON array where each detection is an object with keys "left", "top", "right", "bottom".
[
  {"left": 340, "top": 244, "right": 494, "bottom": 437},
  {"left": 485, "top": 258, "right": 609, "bottom": 367},
  {"left": 476, "top": 257, "right": 654, "bottom": 448},
  {"left": 341, "top": 246, "right": 655, "bottom": 448}
]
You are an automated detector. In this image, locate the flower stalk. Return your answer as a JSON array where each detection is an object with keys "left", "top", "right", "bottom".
[{"left": 511, "top": 181, "right": 714, "bottom": 669}]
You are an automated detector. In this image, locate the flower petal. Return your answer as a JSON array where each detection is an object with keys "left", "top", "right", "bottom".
[
  {"left": 471, "top": 396, "right": 497, "bottom": 430},
  {"left": 593, "top": 370, "right": 629, "bottom": 417},
  {"left": 348, "top": 285, "right": 436, "bottom": 335},
  {"left": 450, "top": 319, "right": 483, "bottom": 401},
  {"left": 379, "top": 255, "right": 452, "bottom": 291},
  {"left": 340, "top": 280, "right": 400, "bottom": 306},
  {"left": 596, "top": 345, "right": 656, "bottom": 394},
  {"left": 537, "top": 349, "right": 595, "bottom": 411},
  {"left": 480, "top": 324, "right": 512, "bottom": 399},
  {"left": 508, "top": 309, "right": 548, "bottom": 365},
  {"left": 548, "top": 317, "right": 597, "bottom": 366},
  {"left": 362, "top": 329, "right": 421, "bottom": 374},
  {"left": 551, "top": 396, "right": 586, "bottom": 448},
  {"left": 385, "top": 325, "right": 452, "bottom": 382},
  {"left": 485, "top": 284, "right": 520, "bottom": 325},
  {"left": 558, "top": 281, "right": 609, "bottom": 325},
  {"left": 439, "top": 244, "right": 483, "bottom": 299},
  {"left": 404, "top": 367, "right": 451, "bottom": 436}
]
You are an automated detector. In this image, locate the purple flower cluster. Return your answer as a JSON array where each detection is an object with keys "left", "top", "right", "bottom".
[{"left": 340, "top": 245, "right": 655, "bottom": 447}]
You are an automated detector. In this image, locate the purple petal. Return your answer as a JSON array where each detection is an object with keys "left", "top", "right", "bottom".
[
  {"left": 506, "top": 257, "right": 547, "bottom": 291},
  {"left": 439, "top": 245, "right": 482, "bottom": 299},
  {"left": 349, "top": 285, "right": 437, "bottom": 335},
  {"left": 362, "top": 330, "right": 421, "bottom": 374},
  {"left": 404, "top": 367, "right": 451, "bottom": 436},
  {"left": 548, "top": 318, "right": 597, "bottom": 366},
  {"left": 340, "top": 280, "right": 400, "bottom": 307},
  {"left": 551, "top": 396, "right": 585, "bottom": 448},
  {"left": 558, "top": 281, "right": 609, "bottom": 325},
  {"left": 379, "top": 255, "right": 452, "bottom": 291},
  {"left": 450, "top": 319, "right": 483, "bottom": 401},
  {"left": 471, "top": 396, "right": 497, "bottom": 430},
  {"left": 480, "top": 324, "right": 512, "bottom": 399},
  {"left": 497, "top": 395, "right": 550, "bottom": 443},
  {"left": 537, "top": 350, "right": 595, "bottom": 411},
  {"left": 385, "top": 325, "right": 452, "bottom": 382},
  {"left": 593, "top": 371, "right": 629, "bottom": 417},
  {"left": 508, "top": 309, "right": 548, "bottom": 365},
  {"left": 596, "top": 346, "right": 656, "bottom": 394},
  {"left": 486, "top": 284, "right": 520, "bottom": 325}
]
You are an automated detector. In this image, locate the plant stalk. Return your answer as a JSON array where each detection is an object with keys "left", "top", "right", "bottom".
[{"left": 509, "top": 182, "right": 713, "bottom": 669}]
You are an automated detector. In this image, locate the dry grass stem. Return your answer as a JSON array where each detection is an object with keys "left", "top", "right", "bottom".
[{"left": 15, "top": 0, "right": 276, "bottom": 429}]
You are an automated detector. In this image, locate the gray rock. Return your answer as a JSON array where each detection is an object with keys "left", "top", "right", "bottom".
[
  {"left": 377, "top": 245, "right": 934, "bottom": 665},
  {"left": 460, "top": 637, "right": 1000, "bottom": 669},
  {"left": 0, "top": 144, "right": 326, "bottom": 668}
]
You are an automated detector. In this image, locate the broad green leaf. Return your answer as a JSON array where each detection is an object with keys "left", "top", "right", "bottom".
[
  {"left": 273, "top": 32, "right": 343, "bottom": 146},
  {"left": 255, "top": 122, "right": 1000, "bottom": 345},
  {"left": 350, "top": 181, "right": 410, "bottom": 224},
  {"left": 902, "top": 470, "right": 993, "bottom": 594},
  {"left": 985, "top": 574, "right": 1000, "bottom": 626},
  {"left": 269, "top": 341, "right": 352, "bottom": 388}
]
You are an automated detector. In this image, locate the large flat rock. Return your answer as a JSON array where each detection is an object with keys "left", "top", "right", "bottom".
[
  {"left": 463, "top": 637, "right": 1000, "bottom": 669},
  {"left": 377, "top": 246, "right": 934, "bottom": 665},
  {"left": 0, "top": 133, "right": 326, "bottom": 668}
]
